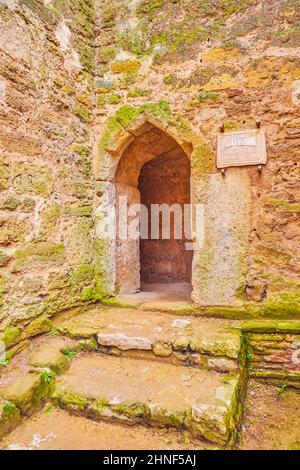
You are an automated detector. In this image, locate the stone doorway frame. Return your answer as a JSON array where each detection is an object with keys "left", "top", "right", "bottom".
[{"left": 93, "top": 103, "right": 251, "bottom": 306}]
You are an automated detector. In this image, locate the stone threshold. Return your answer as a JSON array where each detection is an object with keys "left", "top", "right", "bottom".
[{"left": 56, "top": 306, "right": 243, "bottom": 373}]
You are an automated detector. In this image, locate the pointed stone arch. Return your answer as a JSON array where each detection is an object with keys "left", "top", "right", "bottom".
[
  {"left": 93, "top": 102, "right": 252, "bottom": 305},
  {"left": 94, "top": 101, "right": 215, "bottom": 183}
]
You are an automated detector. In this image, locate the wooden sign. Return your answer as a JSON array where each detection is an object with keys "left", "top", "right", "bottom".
[{"left": 217, "top": 129, "right": 267, "bottom": 169}]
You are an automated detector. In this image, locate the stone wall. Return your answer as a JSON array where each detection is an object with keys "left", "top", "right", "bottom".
[
  {"left": 0, "top": 0, "right": 299, "bottom": 332},
  {"left": 0, "top": 0, "right": 109, "bottom": 335},
  {"left": 91, "top": 0, "right": 299, "bottom": 309},
  {"left": 243, "top": 320, "right": 300, "bottom": 387}
]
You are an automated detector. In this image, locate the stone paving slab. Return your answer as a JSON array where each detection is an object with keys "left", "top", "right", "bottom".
[
  {"left": 1, "top": 407, "right": 209, "bottom": 450},
  {"left": 52, "top": 353, "right": 240, "bottom": 447},
  {"left": 56, "top": 307, "right": 242, "bottom": 371}
]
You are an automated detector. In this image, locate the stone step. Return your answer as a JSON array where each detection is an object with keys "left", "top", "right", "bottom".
[
  {"left": 1, "top": 407, "right": 211, "bottom": 450},
  {"left": 56, "top": 307, "right": 242, "bottom": 373},
  {"left": 52, "top": 353, "right": 243, "bottom": 448}
]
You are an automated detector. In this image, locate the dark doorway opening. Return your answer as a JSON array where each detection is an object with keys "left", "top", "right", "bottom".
[{"left": 138, "top": 147, "right": 192, "bottom": 284}]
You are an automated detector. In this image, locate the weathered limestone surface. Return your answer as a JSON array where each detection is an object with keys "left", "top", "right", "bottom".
[
  {"left": 57, "top": 306, "right": 242, "bottom": 371},
  {"left": 29, "top": 346, "right": 70, "bottom": 374},
  {"left": 0, "top": 372, "right": 47, "bottom": 413},
  {"left": 0, "top": 0, "right": 109, "bottom": 331},
  {"left": 0, "top": 0, "right": 299, "bottom": 331},
  {"left": 0, "top": 400, "right": 21, "bottom": 439},
  {"left": 52, "top": 353, "right": 241, "bottom": 447}
]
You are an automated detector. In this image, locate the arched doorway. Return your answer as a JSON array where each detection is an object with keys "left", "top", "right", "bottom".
[{"left": 115, "top": 122, "right": 193, "bottom": 294}]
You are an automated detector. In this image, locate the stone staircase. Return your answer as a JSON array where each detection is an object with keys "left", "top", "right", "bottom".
[
  {"left": 53, "top": 306, "right": 247, "bottom": 449},
  {"left": 0, "top": 305, "right": 248, "bottom": 449}
]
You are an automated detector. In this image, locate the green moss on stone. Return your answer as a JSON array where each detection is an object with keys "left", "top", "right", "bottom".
[
  {"left": 1, "top": 316, "right": 53, "bottom": 351},
  {"left": 118, "top": 72, "right": 139, "bottom": 88},
  {"left": 201, "top": 291, "right": 300, "bottom": 320},
  {"left": 23, "top": 316, "right": 53, "bottom": 339},
  {"left": 38, "top": 204, "right": 61, "bottom": 240},
  {"left": 13, "top": 242, "right": 65, "bottom": 271},
  {"left": 113, "top": 401, "right": 148, "bottom": 419},
  {"left": 192, "top": 142, "right": 215, "bottom": 174},
  {"left": 69, "top": 264, "right": 94, "bottom": 286},
  {"left": 128, "top": 88, "right": 152, "bottom": 98},
  {"left": 2, "top": 326, "right": 21, "bottom": 348},
  {"left": 152, "top": 341, "right": 172, "bottom": 357},
  {"left": 76, "top": 337, "right": 98, "bottom": 352},
  {"left": 102, "top": 3, "right": 118, "bottom": 28},
  {"left": 0, "top": 400, "right": 21, "bottom": 440},
  {"left": 12, "top": 163, "right": 54, "bottom": 197},
  {"left": 63, "top": 203, "right": 93, "bottom": 217},
  {"left": 96, "top": 93, "right": 122, "bottom": 108},
  {"left": 265, "top": 199, "right": 300, "bottom": 213},
  {"left": 73, "top": 37, "right": 95, "bottom": 73},
  {"left": 163, "top": 74, "right": 176, "bottom": 85},
  {"left": 52, "top": 385, "right": 89, "bottom": 412},
  {"left": 75, "top": 103, "right": 93, "bottom": 123},
  {"left": 114, "top": 105, "right": 142, "bottom": 128},
  {"left": 223, "top": 121, "right": 239, "bottom": 131},
  {"left": 137, "top": 0, "right": 164, "bottom": 16},
  {"left": 1, "top": 372, "right": 49, "bottom": 413},
  {"left": 197, "top": 91, "right": 220, "bottom": 103},
  {"left": 98, "top": 46, "right": 117, "bottom": 64},
  {"left": 242, "top": 319, "right": 300, "bottom": 333},
  {"left": 71, "top": 144, "right": 91, "bottom": 158},
  {"left": 95, "top": 79, "right": 115, "bottom": 93}
]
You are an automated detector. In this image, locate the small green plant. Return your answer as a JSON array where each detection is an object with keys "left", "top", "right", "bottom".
[
  {"left": 3, "top": 401, "right": 16, "bottom": 414},
  {"left": 0, "top": 358, "right": 10, "bottom": 368},
  {"left": 277, "top": 383, "right": 288, "bottom": 396},
  {"left": 246, "top": 352, "right": 252, "bottom": 362},
  {"left": 63, "top": 349, "right": 77, "bottom": 359},
  {"left": 40, "top": 370, "right": 53, "bottom": 384},
  {"left": 43, "top": 405, "right": 53, "bottom": 414}
]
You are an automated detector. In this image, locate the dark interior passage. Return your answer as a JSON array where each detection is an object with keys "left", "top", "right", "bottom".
[{"left": 138, "top": 147, "right": 192, "bottom": 283}]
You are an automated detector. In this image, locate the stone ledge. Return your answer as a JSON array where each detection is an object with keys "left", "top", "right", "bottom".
[
  {"left": 242, "top": 320, "right": 300, "bottom": 334},
  {"left": 51, "top": 354, "right": 243, "bottom": 448},
  {"left": 250, "top": 369, "right": 300, "bottom": 388}
]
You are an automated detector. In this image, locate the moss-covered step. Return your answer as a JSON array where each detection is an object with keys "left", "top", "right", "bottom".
[
  {"left": 115, "top": 291, "right": 300, "bottom": 320},
  {"left": 29, "top": 346, "right": 70, "bottom": 375},
  {"left": 56, "top": 307, "right": 242, "bottom": 372},
  {"left": 52, "top": 353, "right": 243, "bottom": 448},
  {"left": 0, "top": 400, "right": 21, "bottom": 439},
  {"left": 0, "top": 336, "right": 79, "bottom": 409},
  {"left": 0, "top": 371, "right": 51, "bottom": 414},
  {"left": 0, "top": 316, "right": 53, "bottom": 351},
  {"left": 250, "top": 370, "right": 300, "bottom": 389},
  {"left": 1, "top": 407, "right": 214, "bottom": 450}
]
